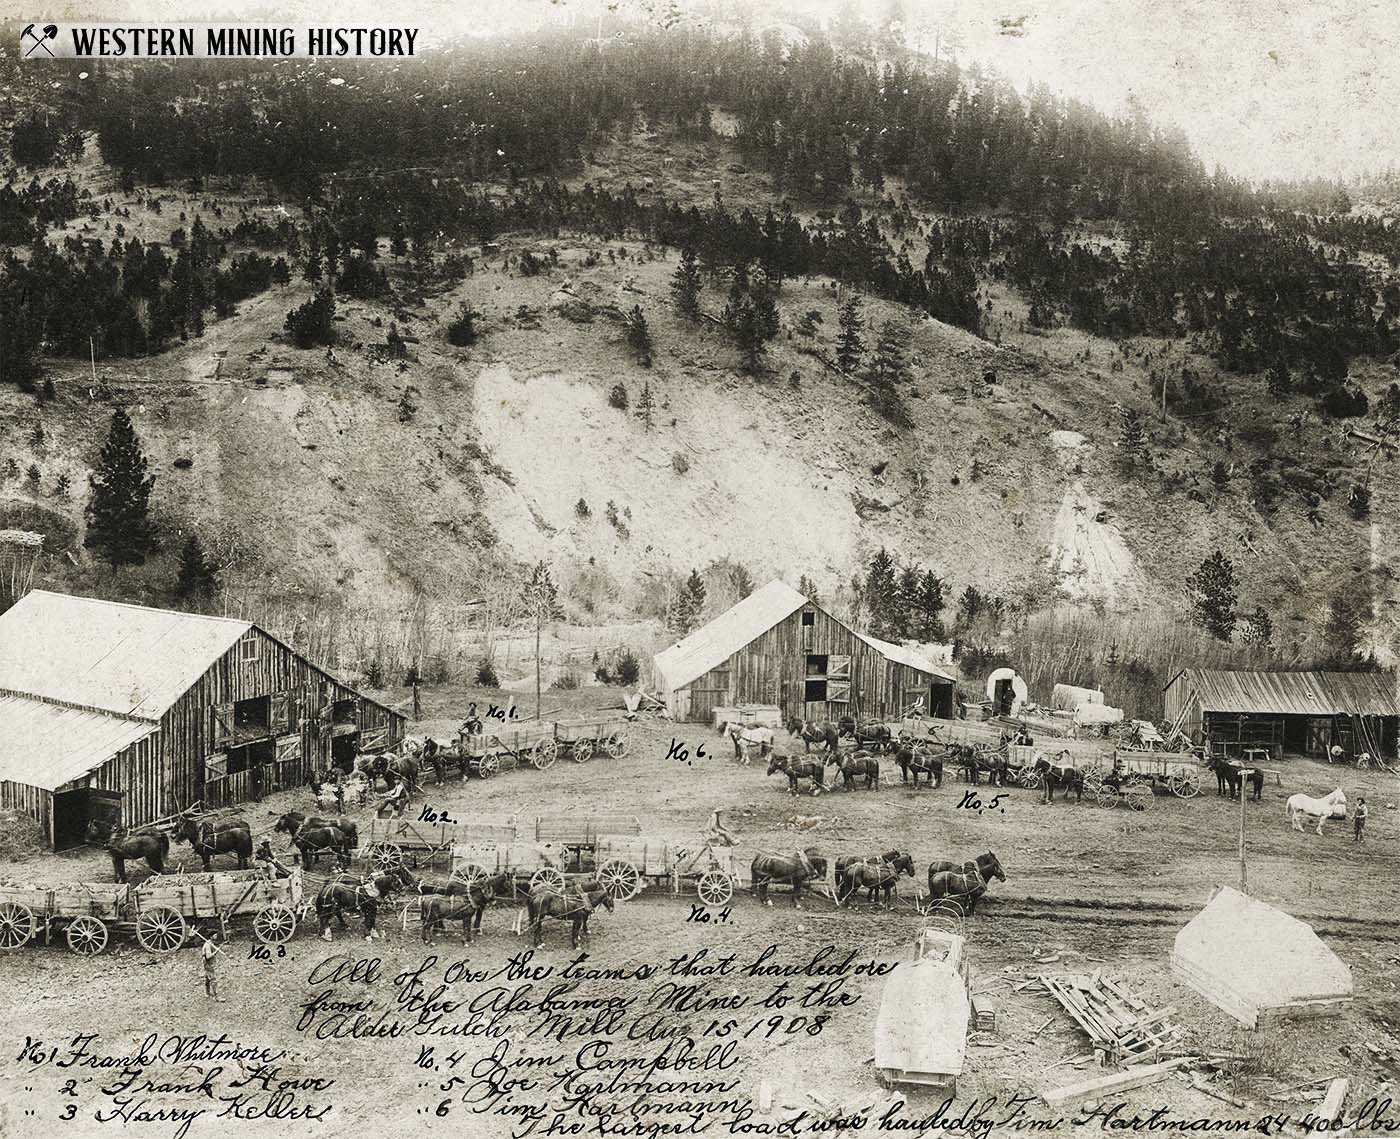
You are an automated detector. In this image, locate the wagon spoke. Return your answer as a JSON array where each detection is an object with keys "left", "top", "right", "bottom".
[
  {"left": 531, "top": 740, "right": 558, "bottom": 771},
  {"left": 253, "top": 904, "right": 297, "bottom": 945},
  {"left": 0, "top": 901, "right": 36, "bottom": 950},
  {"left": 597, "top": 859, "right": 642, "bottom": 901},
  {"left": 65, "top": 915, "right": 109, "bottom": 955},
  {"left": 136, "top": 906, "right": 186, "bottom": 953},
  {"left": 696, "top": 871, "right": 733, "bottom": 907}
]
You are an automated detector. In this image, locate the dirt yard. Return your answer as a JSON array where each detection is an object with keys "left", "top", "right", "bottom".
[{"left": 2, "top": 685, "right": 1397, "bottom": 1138}]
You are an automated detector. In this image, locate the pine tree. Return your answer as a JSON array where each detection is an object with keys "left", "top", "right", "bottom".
[
  {"left": 671, "top": 248, "right": 702, "bottom": 318},
  {"left": 285, "top": 289, "right": 336, "bottom": 348},
  {"left": 863, "top": 548, "right": 898, "bottom": 636},
  {"left": 730, "top": 563, "right": 755, "bottom": 599},
  {"left": 625, "top": 306, "right": 653, "bottom": 366},
  {"left": 390, "top": 220, "right": 409, "bottom": 258},
  {"left": 1119, "top": 407, "right": 1147, "bottom": 470},
  {"left": 522, "top": 561, "right": 563, "bottom": 621},
  {"left": 447, "top": 305, "right": 479, "bottom": 347},
  {"left": 1266, "top": 357, "right": 1291, "bottom": 397},
  {"left": 893, "top": 565, "right": 921, "bottom": 640},
  {"left": 1186, "top": 551, "right": 1238, "bottom": 641},
  {"left": 724, "top": 294, "right": 772, "bottom": 374},
  {"left": 916, "top": 570, "right": 946, "bottom": 641},
  {"left": 956, "top": 585, "right": 984, "bottom": 628},
  {"left": 798, "top": 574, "right": 821, "bottom": 604},
  {"left": 669, "top": 569, "right": 708, "bottom": 635},
  {"left": 635, "top": 381, "right": 655, "bottom": 432},
  {"left": 1241, "top": 605, "right": 1273, "bottom": 648},
  {"left": 303, "top": 250, "right": 323, "bottom": 282},
  {"left": 836, "top": 296, "right": 865, "bottom": 372},
  {"left": 872, "top": 319, "right": 909, "bottom": 384},
  {"left": 175, "top": 533, "right": 219, "bottom": 599},
  {"left": 85, "top": 408, "right": 156, "bottom": 569}
]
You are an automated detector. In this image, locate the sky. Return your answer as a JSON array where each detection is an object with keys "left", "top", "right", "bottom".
[{"left": 43, "top": 0, "right": 1400, "bottom": 182}]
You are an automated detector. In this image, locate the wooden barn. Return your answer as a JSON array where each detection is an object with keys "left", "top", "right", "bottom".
[
  {"left": 0, "top": 590, "right": 404, "bottom": 849},
  {"left": 1163, "top": 668, "right": 1400, "bottom": 762},
  {"left": 652, "top": 580, "right": 956, "bottom": 724}
]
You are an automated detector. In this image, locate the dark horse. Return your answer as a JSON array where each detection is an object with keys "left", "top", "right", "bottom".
[
  {"left": 416, "top": 738, "right": 461, "bottom": 785},
  {"left": 526, "top": 879, "right": 615, "bottom": 949},
  {"left": 894, "top": 746, "right": 943, "bottom": 788},
  {"left": 785, "top": 718, "right": 839, "bottom": 754},
  {"left": 1209, "top": 755, "right": 1242, "bottom": 800},
  {"left": 287, "top": 821, "right": 355, "bottom": 868},
  {"left": 956, "top": 744, "right": 1009, "bottom": 787},
  {"left": 174, "top": 814, "right": 253, "bottom": 870},
  {"left": 926, "top": 852, "right": 1006, "bottom": 917},
  {"left": 419, "top": 872, "right": 515, "bottom": 945},
  {"left": 844, "top": 721, "right": 894, "bottom": 752},
  {"left": 358, "top": 752, "right": 421, "bottom": 794},
  {"left": 767, "top": 753, "right": 827, "bottom": 795},
  {"left": 836, "top": 851, "right": 914, "bottom": 905},
  {"left": 315, "top": 867, "right": 419, "bottom": 941},
  {"left": 751, "top": 847, "right": 828, "bottom": 907},
  {"left": 838, "top": 751, "right": 881, "bottom": 791},
  {"left": 1033, "top": 756, "right": 1084, "bottom": 804},
  {"left": 1245, "top": 767, "right": 1265, "bottom": 802},
  {"left": 88, "top": 822, "right": 168, "bottom": 882},
  {"left": 274, "top": 811, "right": 360, "bottom": 850}
]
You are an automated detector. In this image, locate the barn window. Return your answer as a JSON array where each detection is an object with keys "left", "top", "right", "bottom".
[
  {"left": 801, "top": 611, "right": 814, "bottom": 627},
  {"left": 238, "top": 633, "right": 259, "bottom": 663},
  {"left": 233, "top": 695, "right": 271, "bottom": 734},
  {"left": 805, "top": 654, "right": 828, "bottom": 676},
  {"left": 805, "top": 678, "right": 828, "bottom": 702},
  {"left": 226, "top": 747, "right": 250, "bottom": 776}
]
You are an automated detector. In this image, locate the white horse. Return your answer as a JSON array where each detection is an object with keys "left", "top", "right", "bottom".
[
  {"left": 718, "top": 722, "right": 775, "bottom": 766},
  {"left": 1286, "top": 788, "right": 1346, "bottom": 835}
]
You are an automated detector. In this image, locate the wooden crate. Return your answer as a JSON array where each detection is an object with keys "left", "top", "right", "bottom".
[{"left": 532, "top": 814, "right": 641, "bottom": 845}]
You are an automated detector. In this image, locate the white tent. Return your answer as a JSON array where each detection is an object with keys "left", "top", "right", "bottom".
[
  {"left": 1172, "top": 886, "right": 1353, "bottom": 1028},
  {"left": 1052, "top": 683, "right": 1104, "bottom": 712},
  {"left": 1073, "top": 703, "right": 1124, "bottom": 727}
]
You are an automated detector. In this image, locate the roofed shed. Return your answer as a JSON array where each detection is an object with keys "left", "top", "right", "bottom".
[
  {"left": 653, "top": 580, "right": 956, "bottom": 723},
  {"left": 0, "top": 590, "right": 403, "bottom": 848},
  {"left": 1163, "top": 668, "right": 1399, "bottom": 762}
]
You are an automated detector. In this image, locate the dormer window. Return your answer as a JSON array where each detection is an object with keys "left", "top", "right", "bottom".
[
  {"left": 801, "top": 611, "right": 815, "bottom": 627},
  {"left": 238, "top": 633, "right": 259, "bottom": 663}
]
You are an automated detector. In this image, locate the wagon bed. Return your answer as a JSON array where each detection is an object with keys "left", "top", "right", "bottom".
[
  {"left": 590, "top": 836, "right": 747, "bottom": 906},
  {"left": 458, "top": 722, "right": 560, "bottom": 775},
  {"left": 553, "top": 716, "right": 632, "bottom": 764}
]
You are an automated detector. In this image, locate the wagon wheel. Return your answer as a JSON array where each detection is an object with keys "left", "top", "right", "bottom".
[
  {"left": 253, "top": 904, "right": 297, "bottom": 945},
  {"left": 1168, "top": 771, "right": 1202, "bottom": 799},
  {"left": 369, "top": 841, "right": 404, "bottom": 871},
  {"left": 65, "top": 915, "right": 109, "bottom": 955},
  {"left": 1095, "top": 783, "right": 1119, "bottom": 809},
  {"left": 0, "top": 901, "right": 36, "bottom": 949},
  {"left": 572, "top": 739, "right": 595, "bottom": 764},
  {"left": 597, "top": 859, "right": 643, "bottom": 901},
  {"left": 1123, "top": 781, "right": 1152, "bottom": 812},
  {"left": 451, "top": 863, "right": 489, "bottom": 889},
  {"left": 1025, "top": 770, "right": 1046, "bottom": 791},
  {"left": 476, "top": 753, "right": 501, "bottom": 779},
  {"left": 1082, "top": 769, "right": 1104, "bottom": 794},
  {"left": 136, "top": 906, "right": 186, "bottom": 953},
  {"left": 605, "top": 729, "right": 629, "bottom": 759},
  {"left": 696, "top": 871, "right": 734, "bottom": 907},
  {"left": 530, "top": 740, "right": 558, "bottom": 771},
  {"left": 530, "top": 867, "right": 567, "bottom": 893}
]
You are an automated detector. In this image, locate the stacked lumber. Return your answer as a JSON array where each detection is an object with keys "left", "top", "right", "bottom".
[{"left": 1040, "top": 972, "right": 1183, "bottom": 1065}]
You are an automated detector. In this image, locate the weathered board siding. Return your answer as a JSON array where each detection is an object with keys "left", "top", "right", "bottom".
[
  {"left": 674, "top": 602, "right": 951, "bottom": 724},
  {"left": 58, "top": 628, "right": 402, "bottom": 831}
]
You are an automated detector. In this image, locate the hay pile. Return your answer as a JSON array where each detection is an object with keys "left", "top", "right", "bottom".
[{"left": 0, "top": 810, "right": 44, "bottom": 860}]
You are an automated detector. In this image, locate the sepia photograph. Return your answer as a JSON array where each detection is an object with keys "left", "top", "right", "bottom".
[{"left": 0, "top": 1, "right": 1397, "bottom": 1135}]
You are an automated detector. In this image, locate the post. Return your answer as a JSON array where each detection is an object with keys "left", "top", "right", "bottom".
[
  {"left": 535, "top": 609, "right": 542, "bottom": 722},
  {"left": 1238, "top": 770, "right": 1251, "bottom": 893},
  {"left": 1161, "top": 369, "right": 1168, "bottom": 420},
  {"left": 89, "top": 335, "right": 98, "bottom": 383}
]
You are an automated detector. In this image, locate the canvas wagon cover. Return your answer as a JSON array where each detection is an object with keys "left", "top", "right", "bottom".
[
  {"left": 873, "top": 956, "right": 970, "bottom": 1081},
  {"left": 1172, "top": 886, "right": 1353, "bottom": 1025}
]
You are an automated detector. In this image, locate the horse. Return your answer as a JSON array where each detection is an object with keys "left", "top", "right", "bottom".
[
  {"left": 358, "top": 752, "right": 421, "bottom": 793},
  {"left": 1287, "top": 789, "right": 1346, "bottom": 835},
  {"left": 526, "top": 879, "right": 614, "bottom": 949},
  {"left": 1208, "top": 755, "right": 1241, "bottom": 800},
  {"left": 836, "top": 851, "right": 914, "bottom": 905},
  {"left": 926, "top": 852, "right": 1006, "bottom": 917},
  {"left": 418, "top": 872, "right": 515, "bottom": 945},
  {"left": 88, "top": 822, "right": 168, "bottom": 882},
  {"left": 751, "top": 847, "right": 828, "bottom": 907},
  {"left": 1033, "top": 756, "right": 1084, "bottom": 804},
  {"left": 956, "top": 744, "right": 1009, "bottom": 787},
  {"left": 719, "top": 721, "right": 776, "bottom": 764},
  {"left": 847, "top": 722, "right": 893, "bottom": 752},
  {"left": 174, "top": 814, "right": 253, "bottom": 871},
  {"left": 767, "top": 753, "right": 827, "bottom": 795},
  {"left": 1245, "top": 768, "right": 1265, "bottom": 802},
  {"left": 785, "top": 718, "right": 839, "bottom": 755},
  {"left": 315, "top": 867, "right": 419, "bottom": 941},
  {"left": 290, "top": 823, "right": 355, "bottom": 868},
  {"left": 274, "top": 811, "right": 359, "bottom": 850},
  {"left": 894, "top": 747, "right": 942, "bottom": 788},
  {"left": 838, "top": 751, "right": 880, "bottom": 791}
]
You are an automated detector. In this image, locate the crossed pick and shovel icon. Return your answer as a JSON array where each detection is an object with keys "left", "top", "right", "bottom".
[{"left": 22, "top": 24, "right": 59, "bottom": 58}]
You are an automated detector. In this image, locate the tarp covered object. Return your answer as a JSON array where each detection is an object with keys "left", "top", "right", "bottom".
[
  {"left": 1052, "top": 683, "right": 1104, "bottom": 712},
  {"left": 874, "top": 953, "right": 969, "bottom": 1083},
  {"left": 1172, "top": 886, "right": 1353, "bottom": 1028},
  {"left": 1073, "top": 703, "right": 1124, "bottom": 727}
]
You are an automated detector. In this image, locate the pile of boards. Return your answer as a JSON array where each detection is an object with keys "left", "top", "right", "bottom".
[{"left": 1040, "top": 972, "right": 1183, "bottom": 1065}]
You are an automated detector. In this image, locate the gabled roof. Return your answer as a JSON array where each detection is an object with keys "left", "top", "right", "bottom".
[
  {"left": 0, "top": 590, "right": 252, "bottom": 720},
  {"left": 653, "top": 580, "right": 957, "bottom": 691},
  {"left": 653, "top": 580, "right": 808, "bottom": 692},
  {"left": 1167, "top": 668, "right": 1400, "bottom": 717},
  {"left": 0, "top": 694, "right": 158, "bottom": 791},
  {"left": 855, "top": 631, "right": 957, "bottom": 682}
]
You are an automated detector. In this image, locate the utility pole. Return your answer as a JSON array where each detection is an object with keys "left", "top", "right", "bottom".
[
  {"left": 535, "top": 607, "right": 542, "bottom": 722},
  {"left": 1238, "top": 769, "right": 1252, "bottom": 893}
]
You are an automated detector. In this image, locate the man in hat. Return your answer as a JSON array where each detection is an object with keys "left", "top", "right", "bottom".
[
  {"left": 200, "top": 931, "right": 227, "bottom": 1002},
  {"left": 1354, "top": 797, "right": 1368, "bottom": 843}
]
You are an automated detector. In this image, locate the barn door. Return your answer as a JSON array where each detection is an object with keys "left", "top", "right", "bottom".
[
  {"left": 360, "top": 724, "right": 389, "bottom": 753},
  {"left": 210, "top": 702, "right": 235, "bottom": 749},
  {"left": 269, "top": 690, "right": 298, "bottom": 734},
  {"left": 274, "top": 734, "right": 302, "bottom": 790},
  {"left": 202, "top": 753, "right": 229, "bottom": 807}
]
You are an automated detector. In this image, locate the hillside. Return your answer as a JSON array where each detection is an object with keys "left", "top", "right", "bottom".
[{"left": 3, "top": 41, "right": 1398, "bottom": 684}]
